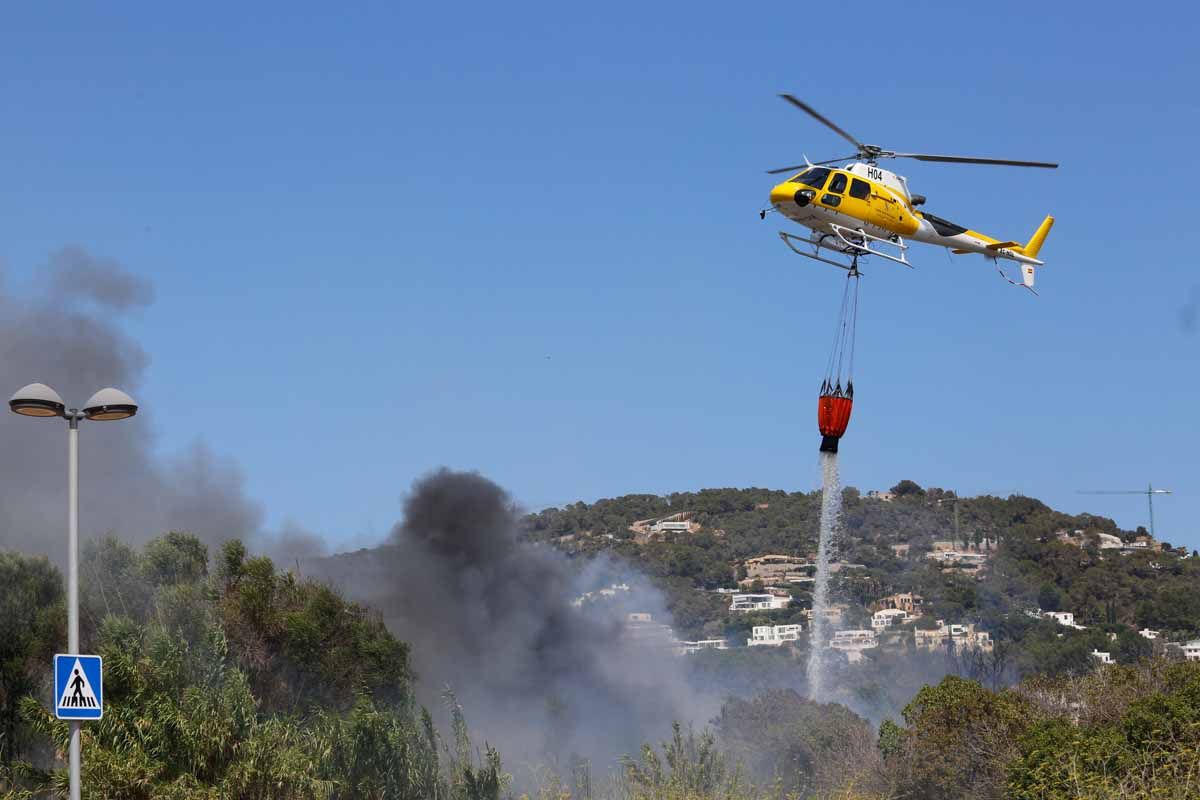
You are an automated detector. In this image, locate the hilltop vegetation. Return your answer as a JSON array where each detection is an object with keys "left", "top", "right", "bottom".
[{"left": 523, "top": 482, "right": 1200, "bottom": 677}]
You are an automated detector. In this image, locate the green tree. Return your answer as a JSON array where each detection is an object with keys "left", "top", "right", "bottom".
[
  {"left": 1112, "top": 628, "right": 1152, "bottom": 665},
  {"left": 0, "top": 553, "right": 64, "bottom": 767},
  {"left": 876, "top": 719, "right": 906, "bottom": 762},
  {"left": 899, "top": 676, "right": 1030, "bottom": 800},
  {"left": 1036, "top": 582, "right": 1062, "bottom": 612},
  {"left": 889, "top": 480, "right": 925, "bottom": 497},
  {"left": 716, "top": 689, "right": 877, "bottom": 795},
  {"left": 141, "top": 531, "right": 210, "bottom": 586},
  {"left": 622, "top": 723, "right": 746, "bottom": 800}
]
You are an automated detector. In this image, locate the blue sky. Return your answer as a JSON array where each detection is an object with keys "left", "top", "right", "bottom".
[{"left": 2, "top": 1, "right": 1197, "bottom": 549}]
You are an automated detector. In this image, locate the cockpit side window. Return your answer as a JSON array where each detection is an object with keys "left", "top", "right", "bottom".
[
  {"left": 788, "top": 167, "right": 831, "bottom": 190},
  {"left": 827, "top": 173, "right": 847, "bottom": 193},
  {"left": 848, "top": 178, "right": 871, "bottom": 200}
]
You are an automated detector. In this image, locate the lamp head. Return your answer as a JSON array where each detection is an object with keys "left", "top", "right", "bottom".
[
  {"left": 9, "top": 383, "right": 66, "bottom": 418},
  {"left": 83, "top": 388, "right": 138, "bottom": 421}
]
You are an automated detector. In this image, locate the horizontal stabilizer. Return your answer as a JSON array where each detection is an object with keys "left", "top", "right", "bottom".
[
  {"left": 951, "top": 249, "right": 971, "bottom": 254},
  {"left": 986, "top": 240, "right": 1021, "bottom": 250}
]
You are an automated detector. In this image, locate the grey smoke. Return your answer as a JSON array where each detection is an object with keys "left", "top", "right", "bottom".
[
  {"left": 0, "top": 246, "right": 711, "bottom": 774},
  {"left": 46, "top": 246, "right": 156, "bottom": 312},
  {"left": 314, "top": 468, "right": 711, "bottom": 775},
  {"left": 0, "top": 246, "right": 321, "bottom": 563}
]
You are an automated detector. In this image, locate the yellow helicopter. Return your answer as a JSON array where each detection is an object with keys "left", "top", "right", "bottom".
[{"left": 763, "top": 94, "right": 1057, "bottom": 293}]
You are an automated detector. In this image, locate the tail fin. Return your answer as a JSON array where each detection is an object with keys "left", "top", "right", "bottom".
[
  {"left": 1021, "top": 263, "right": 1036, "bottom": 290},
  {"left": 1023, "top": 215, "right": 1055, "bottom": 259}
]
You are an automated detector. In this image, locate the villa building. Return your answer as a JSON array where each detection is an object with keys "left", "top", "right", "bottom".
[
  {"left": 829, "top": 629, "right": 879, "bottom": 663},
  {"left": 1042, "top": 611, "right": 1087, "bottom": 630},
  {"left": 730, "top": 593, "right": 792, "bottom": 613},
  {"left": 871, "top": 608, "right": 910, "bottom": 630},
  {"left": 875, "top": 592, "right": 924, "bottom": 615},
  {"left": 914, "top": 620, "right": 993, "bottom": 652},
  {"left": 747, "top": 624, "right": 803, "bottom": 647}
]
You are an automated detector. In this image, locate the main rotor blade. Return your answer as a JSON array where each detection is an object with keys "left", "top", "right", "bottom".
[
  {"left": 765, "top": 154, "right": 857, "bottom": 175},
  {"left": 892, "top": 152, "right": 1059, "bottom": 168},
  {"left": 779, "top": 94, "right": 863, "bottom": 150},
  {"left": 813, "top": 154, "right": 859, "bottom": 166}
]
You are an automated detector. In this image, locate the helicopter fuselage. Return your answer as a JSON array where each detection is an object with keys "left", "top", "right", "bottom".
[
  {"left": 769, "top": 162, "right": 1047, "bottom": 267},
  {"left": 765, "top": 94, "right": 1057, "bottom": 290}
]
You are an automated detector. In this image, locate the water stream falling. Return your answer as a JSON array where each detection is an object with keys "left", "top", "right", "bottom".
[{"left": 807, "top": 450, "right": 842, "bottom": 700}]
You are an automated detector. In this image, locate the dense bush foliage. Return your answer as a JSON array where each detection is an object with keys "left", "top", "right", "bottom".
[
  {"left": 0, "top": 536, "right": 504, "bottom": 800},
  {"left": 529, "top": 663, "right": 1200, "bottom": 798},
  {"left": 887, "top": 662, "right": 1200, "bottom": 800},
  {"left": 0, "top": 554, "right": 64, "bottom": 770}
]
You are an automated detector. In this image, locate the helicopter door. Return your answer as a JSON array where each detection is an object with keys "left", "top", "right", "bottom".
[
  {"left": 818, "top": 172, "right": 848, "bottom": 209},
  {"left": 839, "top": 177, "right": 873, "bottom": 224}
]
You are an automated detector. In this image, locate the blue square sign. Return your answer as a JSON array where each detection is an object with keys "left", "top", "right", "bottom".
[{"left": 54, "top": 654, "right": 103, "bottom": 720}]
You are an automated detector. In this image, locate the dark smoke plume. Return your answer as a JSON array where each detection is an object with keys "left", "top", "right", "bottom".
[
  {"left": 315, "top": 469, "right": 710, "bottom": 773},
  {"left": 0, "top": 246, "right": 320, "bottom": 563}
]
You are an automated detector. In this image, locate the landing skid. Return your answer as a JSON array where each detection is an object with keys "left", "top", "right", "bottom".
[
  {"left": 778, "top": 224, "right": 912, "bottom": 271},
  {"left": 778, "top": 232, "right": 862, "bottom": 271}
]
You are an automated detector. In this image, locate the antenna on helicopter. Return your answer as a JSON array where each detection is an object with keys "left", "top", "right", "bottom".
[{"left": 766, "top": 94, "right": 1059, "bottom": 174}]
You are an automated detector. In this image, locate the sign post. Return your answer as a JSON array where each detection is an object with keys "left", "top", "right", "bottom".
[{"left": 8, "top": 383, "right": 138, "bottom": 800}]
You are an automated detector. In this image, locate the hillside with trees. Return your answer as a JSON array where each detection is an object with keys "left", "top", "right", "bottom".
[
  {"left": 523, "top": 481, "right": 1200, "bottom": 681},
  {"left": 2, "top": 480, "right": 1198, "bottom": 798}
]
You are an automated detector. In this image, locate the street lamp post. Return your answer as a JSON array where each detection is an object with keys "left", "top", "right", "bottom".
[{"left": 9, "top": 383, "right": 138, "bottom": 800}]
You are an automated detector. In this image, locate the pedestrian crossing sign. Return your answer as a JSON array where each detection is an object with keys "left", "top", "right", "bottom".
[{"left": 54, "top": 654, "right": 103, "bottom": 720}]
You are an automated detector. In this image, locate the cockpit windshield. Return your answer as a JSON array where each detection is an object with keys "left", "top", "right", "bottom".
[{"left": 788, "top": 167, "right": 831, "bottom": 190}]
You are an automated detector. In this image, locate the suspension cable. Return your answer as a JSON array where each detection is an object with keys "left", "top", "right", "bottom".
[
  {"left": 846, "top": 270, "right": 860, "bottom": 390},
  {"left": 824, "top": 272, "right": 854, "bottom": 389},
  {"left": 823, "top": 265, "right": 861, "bottom": 397}
]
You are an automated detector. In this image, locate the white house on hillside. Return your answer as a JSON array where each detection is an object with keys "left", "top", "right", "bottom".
[
  {"left": 747, "top": 624, "right": 802, "bottom": 647},
  {"left": 1042, "top": 611, "right": 1086, "bottom": 630},
  {"left": 730, "top": 593, "right": 791, "bottom": 613},
  {"left": 871, "top": 608, "right": 909, "bottom": 630},
  {"left": 914, "top": 621, "right": 993, "bottom": 652},
  {"left": 829, "top": 629, "right": 878, "bottom": 663}
]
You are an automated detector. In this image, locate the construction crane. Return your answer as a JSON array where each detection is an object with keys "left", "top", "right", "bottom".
[{"left": 1077, "top": 484, "right": 1173, "bottom": 538}]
